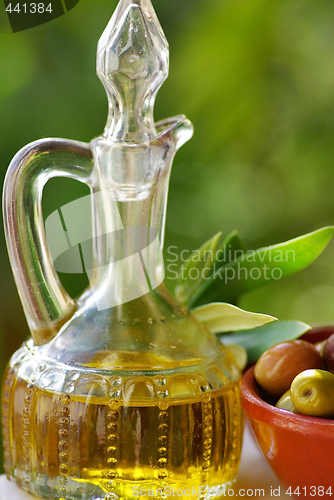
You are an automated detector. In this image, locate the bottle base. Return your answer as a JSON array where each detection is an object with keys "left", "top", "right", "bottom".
[{"left": 8, "top": 471, "right": 239, "bottom": 500}]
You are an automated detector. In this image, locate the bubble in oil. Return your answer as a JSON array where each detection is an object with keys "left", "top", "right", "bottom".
[
  {"left": 105, "top": 481, "right": 116, "bottom": 491},
  {"left": 157, "top": 389, "right": 169, "bottom": 398},
  {"left": 107, "top": 457, "right": 118, "bottom": 467},
  {"left": 105, "top": 493, "right": 117, "bottom": 500},
  {"left": 110, "top": 377, "right": 122, "bottom": 387},
  {"left": 158, "top": 423, "right": 169, "bottom": 433},
  {"left": 154, "top": 376, "right": 166, "bottom": 386},
  {"left": 158, "top": 400, "right": 169, "bottom": 410},
  {"left": 63, "top": 382, "right": 75, "bottom": 394},
  {"left": 68, "top": 372, "right": 80, "bottom": 382},
  {"left": 158, "top": 470, "right": 168, "bottom": 480},
  {"left": 158, "top": 411, "right": 168, "bottom": 422},
  {"left": 107, "top": 434, "right": 117, "bottom": 444},
  {"left": 106, "top": 471, "right": 118, "bottom": 480}
]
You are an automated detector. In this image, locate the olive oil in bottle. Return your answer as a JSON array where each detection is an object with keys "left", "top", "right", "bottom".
[{"left": 3, "top": 352, "right": 243, "bottom": 500}]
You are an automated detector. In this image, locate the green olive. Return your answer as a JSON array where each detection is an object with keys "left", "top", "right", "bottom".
[
  {"left": 291, "top": 369, "right": 334, "bottom": 418},
  {"left": 276, "top": 390, "right": 299, "bottom": 413}
]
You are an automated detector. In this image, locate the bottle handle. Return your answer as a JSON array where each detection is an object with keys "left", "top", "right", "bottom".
[{"left": 3, "top": 138, "right": 94, "bottom": 346}]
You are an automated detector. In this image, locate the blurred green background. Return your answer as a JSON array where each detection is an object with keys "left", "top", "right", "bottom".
[{"left": 1, "top": 0, "right": 334, "bottom": 470}]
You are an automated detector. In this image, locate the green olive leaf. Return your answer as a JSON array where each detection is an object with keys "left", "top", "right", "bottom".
[
  {"left": 174, "top": 230, "right": 245, "bottom": 305},
  {"left": 192, "top": 302, "right": 277, "bottom": 333},
  {"left": 188, "top": 226, "right": 334, "bottom": 308},
  {"left": 174, "top": 232, "right": 223, "bottom": 304},
  {"left": 213, "top": 230, "right": 246, "bottom": 270},
  {"left": 218, "top": 320, "right": 311, "bottom": 364}
]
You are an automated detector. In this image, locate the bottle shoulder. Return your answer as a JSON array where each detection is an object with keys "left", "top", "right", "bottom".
[
  {"left": 6, "top": 286, "right": 241, "bottom": 401},
  {"left": 38, "top": 287, "right": 222, "bottom": 370}
]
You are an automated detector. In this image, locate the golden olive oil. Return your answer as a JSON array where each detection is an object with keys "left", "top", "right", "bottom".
[{"left": 3, "top": 368, "right": 243, "bottom": 500}]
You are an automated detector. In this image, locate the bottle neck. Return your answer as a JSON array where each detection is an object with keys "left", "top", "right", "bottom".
[
  {"left": 84, "top": 134, "right": 174, "bottom": 311},
  {"left": 78, "top": 116, "right": 193, "bottom": 312}
]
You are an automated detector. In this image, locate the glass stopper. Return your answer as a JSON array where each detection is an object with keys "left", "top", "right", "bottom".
[{"left": 97, "top": 0, "right": 169, "bottom": 143}]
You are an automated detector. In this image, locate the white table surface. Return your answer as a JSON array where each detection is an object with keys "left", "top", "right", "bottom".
[{"left": 0, "top": 425, "right": 289, "bottom": 499}]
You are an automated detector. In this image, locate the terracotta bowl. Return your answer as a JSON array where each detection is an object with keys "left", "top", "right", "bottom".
[{"left": 241, "top": 326, "right": 334, "bottom": 498}]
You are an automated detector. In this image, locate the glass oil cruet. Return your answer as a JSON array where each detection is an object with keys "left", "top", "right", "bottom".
[{"left": 2, "top": 1, "right": 244, "bottom": 499}]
